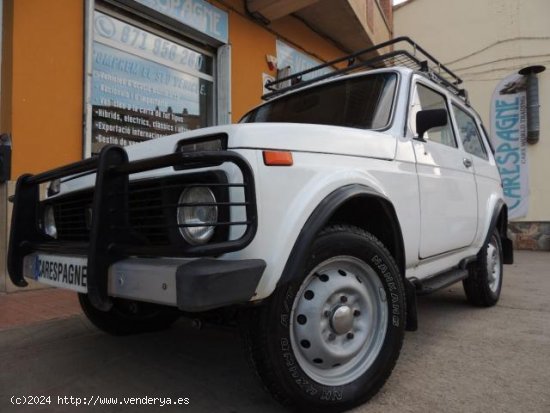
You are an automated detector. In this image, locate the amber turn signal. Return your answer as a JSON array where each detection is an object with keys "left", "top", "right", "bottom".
[{"left": 263, "top": 151, "right": 293, "bottom": 166}]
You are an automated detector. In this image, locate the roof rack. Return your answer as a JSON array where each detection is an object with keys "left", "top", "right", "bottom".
[{"left": 263, "top": 36, "right": 468, "bottom": 103}]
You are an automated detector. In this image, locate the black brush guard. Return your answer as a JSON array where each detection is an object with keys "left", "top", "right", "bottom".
[{"left": 8, "top": 145, "right": 258, "bottom": 311}]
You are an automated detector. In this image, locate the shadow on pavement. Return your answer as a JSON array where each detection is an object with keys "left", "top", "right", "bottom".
[
  {"left": 2, "top": 253, "right": 549, "bottom": 413},
  {"left": 0, "top": 316, "right": 285, "bottom": 412}
]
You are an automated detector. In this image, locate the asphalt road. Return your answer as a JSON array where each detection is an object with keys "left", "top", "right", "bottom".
[{"left": 1, "top": 251, "right": 549, "bottom": 413}]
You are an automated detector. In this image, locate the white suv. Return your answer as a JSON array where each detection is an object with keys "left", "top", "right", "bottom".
[{"left": 8, "top": 38, "right": 513, "bottom": 412}]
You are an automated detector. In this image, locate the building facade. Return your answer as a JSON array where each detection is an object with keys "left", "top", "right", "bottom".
[
  {"left": 395, "top": 0, "right": 550, "bottom": 250},
  {"left": 0, "top": 0, "right": 393, "bottom": 292}
]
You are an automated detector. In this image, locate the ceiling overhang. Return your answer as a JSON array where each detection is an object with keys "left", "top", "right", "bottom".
[
  {"left": 246, "top": 0, "right": 391, "bottom": 53},
  {"left": 246, "top": 0, "right": 320, "bottom": 21}
]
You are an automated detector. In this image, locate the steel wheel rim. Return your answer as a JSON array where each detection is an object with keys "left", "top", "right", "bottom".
[
  {"left": 486, "top": 235, "right": 501, "bottom": 293},
  {"left": 290, "top": 256, "right": 389, "bottom": 386}
]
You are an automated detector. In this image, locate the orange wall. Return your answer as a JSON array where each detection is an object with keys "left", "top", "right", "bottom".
[
  {"left": 11, "top": 0, "right": 83, "bottom": 176},
  {"left": 216, "top": 0, "right": 346, "bottom": 121},
  {"left": 8, "top": 0, "right": 347, "bottom": 175},
  {"left": 227, "top": 8, "right": 276, "bottom": 120}
]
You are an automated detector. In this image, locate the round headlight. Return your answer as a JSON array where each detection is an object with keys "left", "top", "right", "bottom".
[
  {"left": 44, "top": 205, "right": 57, "bottom": 239},
  {"left": 177, "top": 187, "right": 218, "bottom": 245}
]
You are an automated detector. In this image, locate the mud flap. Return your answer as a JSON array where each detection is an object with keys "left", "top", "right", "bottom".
[{"left": 404, "top": 277, "right": 418, "bottom": 331}]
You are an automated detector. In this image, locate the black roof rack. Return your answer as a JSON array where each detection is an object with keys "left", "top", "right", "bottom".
[{"left": 263, "top": 36, "right": 468, "bottom": 103}]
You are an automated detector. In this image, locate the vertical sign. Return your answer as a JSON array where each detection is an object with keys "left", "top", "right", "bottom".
[{"left": 490, "top": 73, "right": 529, "bottom": 219}]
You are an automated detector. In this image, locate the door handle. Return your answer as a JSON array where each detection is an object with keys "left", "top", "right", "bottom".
[{"left": 463, "top": 158, "right": 473, "bottom": 168}]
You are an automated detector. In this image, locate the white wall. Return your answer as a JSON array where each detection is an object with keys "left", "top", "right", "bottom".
[{"left": 394, "top": 0, "right": 550, "bottom": 221}]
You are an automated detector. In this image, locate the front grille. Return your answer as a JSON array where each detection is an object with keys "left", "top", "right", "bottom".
[
  {"left": 127, "top": 184, "right": 167, "bottom": 245},
  {"left": 47, "top": 173, "right": 229, "bottom": 246},
  {"left": 53, "top": 192, "right": 92, "bottom": 242},
  {"left": 10, "top": 148, "right": 257, "bottom": 297}
]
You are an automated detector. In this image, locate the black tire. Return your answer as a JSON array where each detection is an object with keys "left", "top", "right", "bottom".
[
  {"left": 463, "top": 228, "right": 503, "bottom": 307},
  {"left": 241, "top": 225, "right": 406, "bottom": 412},
  {"left": 78, "top": 294, "right": 181, "bottom": 335}
]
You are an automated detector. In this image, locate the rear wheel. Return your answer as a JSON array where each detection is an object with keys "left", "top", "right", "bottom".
[
  {"left": 463, "top": 228, "right": 503, "bottom": 307},
  {"left": 241, "top": 225, "right": 405, "bottom": 412},
  {"left": 78, "top": 294, "right": 180, "bottom": 335}
]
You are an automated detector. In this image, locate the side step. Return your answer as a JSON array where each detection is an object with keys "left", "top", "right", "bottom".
[{"left": 414, "top": 268, "right": 469, "bottom": 296}]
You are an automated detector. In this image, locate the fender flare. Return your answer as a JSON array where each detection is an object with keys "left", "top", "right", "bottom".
[
  {"left": 276, "top": 183, "right": 416, "bottom": 330},
  {"left": 277, "top": 184, "right": 405, "bottom": 286},
  {"left": 486, "top": 199, "right": 514, "bottom": 264}
]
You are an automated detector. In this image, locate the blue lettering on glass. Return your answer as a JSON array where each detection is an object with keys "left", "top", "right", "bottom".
[
  {"left": 133, "top": 0, "right": 228, "bottom": 43},
  {"left": 90, "top": 11, "right": 215, "bottom": 152},
  {"left": 94, "top": 12, "right": 211, "bottom": 75},
  {"left": 91, "top": 42, "right": 212, "bottom": 150},
  {"left": 92, "top": 42, "right": 206, "bottom": 114},
  {"left": 494, "top": 98, "right": 521, "bottom": 210}
]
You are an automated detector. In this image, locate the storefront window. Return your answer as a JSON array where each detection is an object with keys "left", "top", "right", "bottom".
[
  {"left": 91, "top": 10, "right": 215, "bottom": 154},
  {"left": 276, "top": 40, "right": 333, "bottom": 81}
]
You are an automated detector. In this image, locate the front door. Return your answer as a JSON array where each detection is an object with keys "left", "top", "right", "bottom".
[{"left": 410, "top": 81, "right": 478, "bottom": 258}]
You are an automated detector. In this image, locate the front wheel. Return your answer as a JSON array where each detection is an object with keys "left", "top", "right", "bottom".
[{"left": 242, "top": 225, "right": 406, "bottom": 412}]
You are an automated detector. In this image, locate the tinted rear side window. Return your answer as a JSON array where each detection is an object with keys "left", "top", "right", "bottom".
[
  {"left": 241, "top": 73, "right": 397, "bottom": 130},
  {"left": 452, "top": 104, "right": 488, "bottom": 160}
]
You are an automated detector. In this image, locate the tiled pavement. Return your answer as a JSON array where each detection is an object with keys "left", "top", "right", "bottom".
[
  {"left": 0, "top": 252, "right": 549, "bottom": 412},
  {"left": 0, "top": 288, "right": 81, "bottom": 331},
  {"left": 0, "top": 251, "right": 549, "bottom": 413}
]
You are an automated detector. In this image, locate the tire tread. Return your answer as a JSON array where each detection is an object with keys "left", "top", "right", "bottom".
[
  {"left": 240, "top": 224, "right": 405, "bottom": 412},
  {"left": 463, "top": 229, "right": 503, "bottom": 307}
]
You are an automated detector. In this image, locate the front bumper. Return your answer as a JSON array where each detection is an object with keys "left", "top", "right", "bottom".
[
  {"left": 9, "top": 145, "right": 260, "bottom": 311},
  {"left": 23, "top": 253, "right": 265, "bottom": 311}
]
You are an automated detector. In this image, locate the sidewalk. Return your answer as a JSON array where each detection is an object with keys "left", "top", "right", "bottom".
[{"left": 0, "top": 288, "right": 81, "bottom": 331}]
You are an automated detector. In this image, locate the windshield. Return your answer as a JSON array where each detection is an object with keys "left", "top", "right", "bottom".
[{"left": 241, "top": 73, "right": 398, "bottom": 130}]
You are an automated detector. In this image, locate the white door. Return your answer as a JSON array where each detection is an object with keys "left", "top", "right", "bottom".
[
  {"left": 410, "top": 82, "right": 478, "bottom": 258},
  {"left": 451, "top": 103, "right": 501, "bottom": 241}
]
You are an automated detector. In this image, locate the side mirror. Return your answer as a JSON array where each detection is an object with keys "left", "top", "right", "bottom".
[{"left": 415, "top": 109, "right": 448, "bottom": 141}]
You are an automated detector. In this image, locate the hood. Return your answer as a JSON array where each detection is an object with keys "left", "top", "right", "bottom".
[
  {"left": 58, "top": 122, "right": 396, "bottom": 193},
  {"left": 119, "top": 122, "right": 396, "bottom": 161},
  {"left": 225, "top": 123, "right": 396, "bottom": 160}
]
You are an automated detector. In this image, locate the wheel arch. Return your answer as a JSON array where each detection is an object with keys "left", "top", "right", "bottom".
[
  {"left": 277, "top": 184, "right": 417, "bottom": 330},
  {"left": 489, "top": 200, "right": 514, "bottom": 265},
  {"left": 278, "top": 184, "right": 406, "bottom": 286}
]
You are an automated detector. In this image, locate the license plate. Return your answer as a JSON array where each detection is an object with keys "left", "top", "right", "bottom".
[{"left": 23, "top": 253, "right": 88, "bottom": 293}]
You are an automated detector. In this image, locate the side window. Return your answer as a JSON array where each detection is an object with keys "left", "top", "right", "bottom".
[
  {"left": 452, "top": 105, "right": 488, "bottom": 160},
  {"left": 410, "top": 83, "right": 456, "bottom": 147}
]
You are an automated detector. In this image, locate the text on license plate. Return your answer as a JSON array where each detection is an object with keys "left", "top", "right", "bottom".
[{"left": 24, "top": 254, "right": 88, "bottom": 293}]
